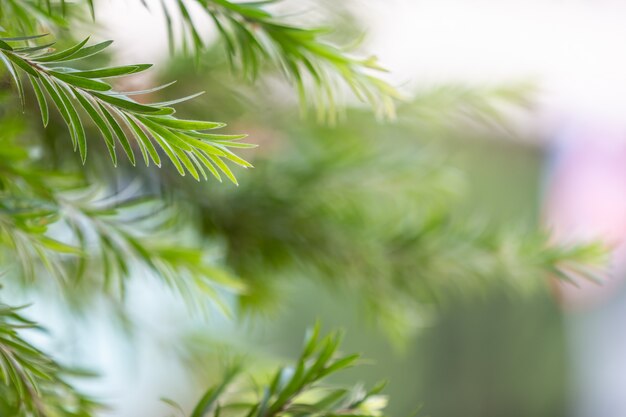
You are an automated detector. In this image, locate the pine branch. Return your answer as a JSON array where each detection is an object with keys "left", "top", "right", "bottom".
[
  {"left": 0, "top": 35, "right": 253, "bottom": 183},
  {"left": 0, "top": 0, "right": 400, "bottom": 121},
  {"left": 0, "top": 304, "right": 100, "bottom": 416},
  {"left": 0, "top": 125, "right": 242, "bottom": 310},
  {"left": 164, "top": 0, "right": 400, "bottom": 121},
  {"left": 178, "top": 325, "right": 389, "bottom": 417}
]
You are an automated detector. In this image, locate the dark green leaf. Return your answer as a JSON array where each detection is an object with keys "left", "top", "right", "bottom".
[
  {"left": 28, "top": 75, "right": 48, "bottom": 126},
  {"left": 4, "top": 52, "right": 39, "bottom": 77},
  {"left": 71, "top": 64, "right": 152, "bottom": 78},
  {"left": 38, "top": 75, "right": 71, "bottom": 124},
  {"left": 98, "top": 104, "right": 136, "bottom": 165},
  {"left": 35, "top": 37, "right": 90, "bottom": 62},
  {"left": 125, "top": 115, "right": 161, "bottom": 167},
  {"left": 0, "top": 34, "right": 49, "bottom": 41},
  {"left": 49, "top": 71, "right": 112, "bottom": 91},
  {"left": 58, "top": 40, "right": 113, "bottom": 62},
  {"left": 75, "top": 90, "right": 117, "bottom": 165},
  {"left": 56, "top": 84, "right": 86, "bottom": 161},
  {"left": 92, "top": 92, "right": 166, "bottom": 114},
  {"left": 145, "top": 116, "right": 224, "bottom": 131}
]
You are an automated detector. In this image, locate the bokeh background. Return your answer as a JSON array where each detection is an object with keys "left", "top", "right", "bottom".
[{"left": 12, "top": 0, "right": 626, "bottom": 416}]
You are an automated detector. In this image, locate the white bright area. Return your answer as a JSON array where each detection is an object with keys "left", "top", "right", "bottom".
[{"left": 95, "top": 0, "right": 626, "bottom": 127}]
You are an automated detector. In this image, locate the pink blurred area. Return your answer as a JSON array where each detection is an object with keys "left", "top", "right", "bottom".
[{"left": 545, "top": 121, "right": 626, "bottom": 309}]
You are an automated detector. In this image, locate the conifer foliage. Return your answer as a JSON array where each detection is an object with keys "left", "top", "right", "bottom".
[
  {"left": 0, "top": 1, "right": 402, "bottom": 414},
  {"left": 0, "top": 0, "right": 603, "bottom": 416}
]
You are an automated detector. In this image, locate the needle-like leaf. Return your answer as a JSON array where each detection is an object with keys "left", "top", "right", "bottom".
[{"left": 0, "top": 36, "right": 250, "bottom": 182}]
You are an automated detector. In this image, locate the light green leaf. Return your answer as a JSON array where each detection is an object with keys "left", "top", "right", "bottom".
[
  {"left": 206, "top": 153, "right": 238, "bottom": 185},
  {"left": 0, "top": 54, "right": 24, "bottom": 108}
]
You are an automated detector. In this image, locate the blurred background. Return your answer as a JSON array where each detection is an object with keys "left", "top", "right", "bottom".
[{"left": 11, "top": 0, "right": 626, "bottom": 416}]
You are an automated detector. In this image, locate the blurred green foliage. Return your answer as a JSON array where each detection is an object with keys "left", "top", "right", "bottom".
[{"left": 0, "top": 0, "right": 604, "bottom": 416}]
